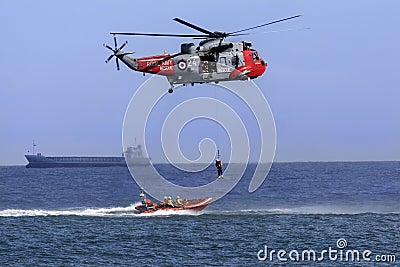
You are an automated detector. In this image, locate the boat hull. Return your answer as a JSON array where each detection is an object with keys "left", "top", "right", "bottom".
[
  {"left": 135, "top": 197, "right": 212, "bottom": 214},
  {"left": 24, "top": 154, "right": 150, "bottom": 168}
]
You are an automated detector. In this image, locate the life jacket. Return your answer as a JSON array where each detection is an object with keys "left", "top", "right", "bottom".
[{"left": 216, "top": 160, "right": 222, "bottom": 168}]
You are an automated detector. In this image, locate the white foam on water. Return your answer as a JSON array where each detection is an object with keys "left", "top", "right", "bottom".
[
  {"left": 0, "top": 203, "right": 140, "bottom": 218},
  {"left": 0, "top": 202, "right": 204, "bottom": 218},
  {"left": 205, "top": 205, "right": 400, "bottom": 215},
  {"left": 1, "top": 204, "right": 397, "bottom": 217}
]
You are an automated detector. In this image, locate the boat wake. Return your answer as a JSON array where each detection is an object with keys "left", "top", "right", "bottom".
[
  {"left": 205, "top": 205, "right": 400, "bottom": 215},
  {"left": 1, "top": 204, "right": 398, "bottom": 218},
  {"left": 0, "top": 206, "right": 135, "bottom": 218},
  {"left": 0, "top": 203, "right": 204, "bottom": 218}
]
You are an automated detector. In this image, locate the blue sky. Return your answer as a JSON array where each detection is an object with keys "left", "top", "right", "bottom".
[{"left": 1, "top": 0, "right": 399, "bottom": 165}]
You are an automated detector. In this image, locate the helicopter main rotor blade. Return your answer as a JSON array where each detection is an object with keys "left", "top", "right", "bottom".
[
  {"left": 162, "top": 52, "right": 182, "bottom": 60},
  {"left": 228, "top": 14, "right": 302, "bottom": 35},
  {"left": 173, "top": 18, "right": 215, "bottom": 36},
  {"left": 150, "top": 52, "right": 183, "bottom": 66},
  {"left": 110, "top": 32, "right": 208, "bottom": 38},
  {"left": 230, "top": 27, "right": 311, "bottom": 36},
  {"left": 110, "top": 14, "right": 302, "bottom": 41}
]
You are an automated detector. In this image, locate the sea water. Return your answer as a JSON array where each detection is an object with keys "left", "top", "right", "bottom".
[{"left": 0, "top": 162, "right": 399, "bottom": 266}]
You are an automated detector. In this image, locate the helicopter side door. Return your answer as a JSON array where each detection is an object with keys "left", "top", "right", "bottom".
[{"left": 216, "top": 56, "right": 233, "bottom": 73}]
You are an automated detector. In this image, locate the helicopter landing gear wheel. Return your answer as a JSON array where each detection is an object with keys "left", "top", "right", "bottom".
[{"left": 168, "top": 83, "right": 174, "bottom": 94}]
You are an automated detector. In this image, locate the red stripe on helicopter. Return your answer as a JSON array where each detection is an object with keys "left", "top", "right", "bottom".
[{"left": 137, "top": 54, "right": 175, "bottom": 76}]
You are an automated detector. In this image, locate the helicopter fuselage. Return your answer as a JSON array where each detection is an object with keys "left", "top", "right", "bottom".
[
  {"left": 105, "top": 15, "right": 303, "bottom": 92},
  {"left": 117, "top": 40, "right": 267, "bottom": 87}
]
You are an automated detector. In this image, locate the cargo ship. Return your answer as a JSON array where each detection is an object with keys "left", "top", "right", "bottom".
[{"left": 25, "top": 143, "right": 150, "bottom": 168}]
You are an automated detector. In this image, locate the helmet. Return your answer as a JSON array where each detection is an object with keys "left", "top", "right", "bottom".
[
  {"left": 177, "top": 196, "right": 180, "bottom": 199},
  {"left": 168, "top": 196, "right": 172, "bottom": 199}
]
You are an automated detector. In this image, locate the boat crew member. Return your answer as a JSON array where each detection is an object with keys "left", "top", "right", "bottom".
[
  {"left": 176, "top": 196, "right": 183, "bottom": 207},
  {"left": 167, "top": 196, "right": 174, "bottom": 207},
  {"left": 140, "top": 191, "right": 146, "bottom": 205},
  {"left": 216, "top": 157, "right": 223, "bottom": 178}
]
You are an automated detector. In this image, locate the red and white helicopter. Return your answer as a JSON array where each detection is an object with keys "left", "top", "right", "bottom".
[{"left": 104, "top": 15, "right": 301, "bottom": 93}]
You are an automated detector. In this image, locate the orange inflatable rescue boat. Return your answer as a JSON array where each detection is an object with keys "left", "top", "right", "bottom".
[{"left": 134, "top": 191, "right": 212, "bottom": 214}]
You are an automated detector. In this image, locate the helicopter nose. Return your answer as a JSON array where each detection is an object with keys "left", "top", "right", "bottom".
[
  {"left": 247, "top": 61, "right": 267, "bottom": 78},
  {"left": 258, "top": 62, "right": 267, "bottom": 75},
  {"left": 257, "top": 59, "right": 267, "bottom": 73},
  {"left": 261, "top": 59, "right": 266, "bottom": 66}
]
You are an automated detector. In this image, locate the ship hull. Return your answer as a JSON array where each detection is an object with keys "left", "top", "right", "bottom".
[{"left": 25, "top": 155, "right": 150, "bottom": 168}]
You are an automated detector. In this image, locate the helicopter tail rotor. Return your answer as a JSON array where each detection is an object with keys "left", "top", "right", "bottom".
[{"left": 103, "top": 35, "right": 132, "bottom": 71}]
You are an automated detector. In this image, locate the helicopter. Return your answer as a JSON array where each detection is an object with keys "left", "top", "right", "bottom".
[{"left": 104, "top": 15, "right": 301, "bottom": 93}]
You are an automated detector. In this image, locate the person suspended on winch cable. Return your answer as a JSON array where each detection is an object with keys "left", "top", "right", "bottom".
[{"left": 215, "top": 152, "right": 223, "bottom": 178}]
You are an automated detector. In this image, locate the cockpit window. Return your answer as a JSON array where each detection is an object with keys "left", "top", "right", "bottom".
[{"left": 252, "top": 51, "right": 259, "bottom": 61}]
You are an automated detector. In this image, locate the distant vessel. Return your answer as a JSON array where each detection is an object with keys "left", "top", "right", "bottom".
[{"left": 25, "top": 141, "right": 150, "bottom": 168}]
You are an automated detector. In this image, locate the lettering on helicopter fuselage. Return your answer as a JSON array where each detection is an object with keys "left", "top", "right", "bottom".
[
  {"left": 160, "top": 66, "right": 173, "bottom": 71},
  {"left": 145, "top": 59, "right": 173, "bottom": 67},
  {"left": 146, "top": 61, "right": 158, "bottom": 67},
  {"left": 217, "top": 66, "right": 231, "bottom": 73},
  {"left": 162, "top": 59, "right": 173, "bottom": 65},
  {"left": 187, "top": 58, "right": 197, "bottom": 66}
]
